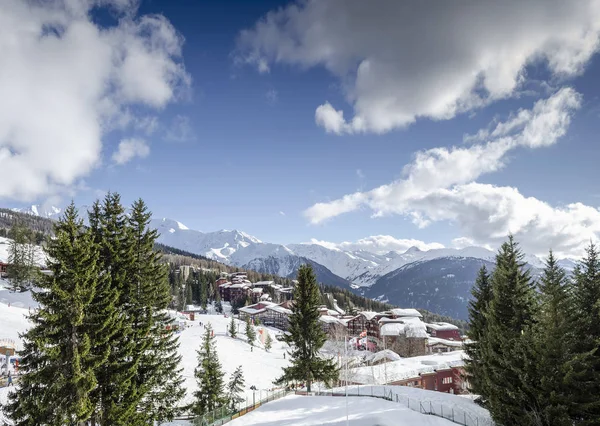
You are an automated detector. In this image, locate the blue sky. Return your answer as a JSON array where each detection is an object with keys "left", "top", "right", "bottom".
[{"left": 3, "top": 0, "right": 600, "bottom": 257}]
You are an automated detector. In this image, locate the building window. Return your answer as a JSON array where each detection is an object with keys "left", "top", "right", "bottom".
[{"left": 442, "top": 377, "right": 453, "bottom": 385}]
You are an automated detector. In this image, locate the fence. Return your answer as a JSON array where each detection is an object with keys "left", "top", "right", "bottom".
[
  {"left": 309, "top": 386, "right": 494, "bottom": 426},
  {"left": 189, "top": 389, "right": 290, "bottom": 426}
]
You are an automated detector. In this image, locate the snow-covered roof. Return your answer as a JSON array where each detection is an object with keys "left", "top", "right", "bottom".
[
  {"left": 229, "top": 283, "right": 250, "bottom": 289},
  {"left": 319, "top": 315, "right": 344, "bottom": 325},
  {"left": 219, "top": 282, "right": 232, "bottom": 287},
  {"left": 427, "top": 322, "right": 459, "bottom": 331},
  {"left": 251, "top": 288, "right": 263, "bottom": 293},
  {"left": 365, "top": 349, "right": 401, "bottom": 364},
  {"left": 390, "top": 308, "right": 422, "bottom": 318},
  {"left": 349, "top": 351, "right": 466, "bottom": 385},
  {"left": 359, "top": 311, "right": 380, "bottom": 321},
  {"left": 239, "top": 306, "right": 267, "bottom": 315},
  {"left": 427, "top": 337, "right": 463, "bottom": 348},
  {"left": 254, "top": 280, "right": 274, "bottom": 286},
  {"left": 266, "top": 304, "right": 292, "bottom": 315}
]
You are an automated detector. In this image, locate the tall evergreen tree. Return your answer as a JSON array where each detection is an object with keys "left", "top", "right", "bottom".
[
  {"left": 227, "top": 366, "right": 245, "bottom": 411},
  {"left": 6, "top": 205, "right": 99, "bottom": 425},
  {"left": 275, "top": 264, "right": 338, "bottom": 392},
  {"left": 87, "top": 201, "right": 122, "bottom": 425},
  {"left": 528, "top": 251, "right": 574, "bottom": 425},
  {"left": 94, "top": 192, "right": 139, "bottom": 425},
  {"left": 194, "top": 323, "right": 226, "bottom": 415},
  {"left": 464, "top": 265, "right": 492, "bottom": 399},
  {"left": 245, "top": 317, "right": 256, "bottom": 346},
  {"left": 127, "top": 199, "right": 185, "bottom": 423},
  {"left": 567, "top": 243, "right": 600, "bottom": 423},
  {"left": 481, "top": 236, "right": 539, "bottom": 425},
  {"left": 228, "top": 316, "right": 237, "bottom": 338}
]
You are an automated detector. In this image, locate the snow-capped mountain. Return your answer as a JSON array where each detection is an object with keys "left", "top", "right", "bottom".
[
  {"left": 151, "top": 218, "right": 264, "bottom": 262},
  {"left": 12, "top": 205, "right": 62, "bottom": 219},
  {"left": 151, "top": 216, "right": 580, "bottom": 290}
]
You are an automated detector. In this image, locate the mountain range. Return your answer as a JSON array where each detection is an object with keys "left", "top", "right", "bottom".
[{"left": 11, "top": 206, "right": 580, "bottom": 320}]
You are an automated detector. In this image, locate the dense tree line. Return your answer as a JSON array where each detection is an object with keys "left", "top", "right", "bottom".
[
  {"left": 0, "top": 208, "right": 54, "bottom": 238},
  {"left": 4, "top": 194, "right": 184, "bottom": 425},
  {"left": 466, "top": 236, "right": 600, "bottom": 425},
  {"left": 5, "top": 221, "right": 41, "bottom": 290}
]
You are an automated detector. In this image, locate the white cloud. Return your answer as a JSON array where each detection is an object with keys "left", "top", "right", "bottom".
[
  {"left": 0, "top": 0, "right": 189, "bottom": 201},
  {"left": 279, "top": 211, "right": 286, "bottom": 216},
  {"left": 112, "top": 138, "right": 150, "bottom": 165},
  {"left": 304, "top": 89, "right": 594, "bottom": 257},
  {"left": 356, "top": 169, "right": 365, "bottom": 179},
  {"left": 237, "top": 0, "right": 600, "bottom": 134},
  {"left": 310, "top": 236, "right": 444, "bottom": 255}
]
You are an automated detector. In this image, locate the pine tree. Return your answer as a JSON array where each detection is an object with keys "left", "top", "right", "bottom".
[
  {"left": 94, "top": 192, "right": 139, "bottom": 425},
  {"left": 194, "top": 323, "right": 226, "bottom": 415},
  {"left": 127, "top": 199, "right": 185, "bottom": 423},
  {"left": 215, "top": 300, "right": 223, "bottom": 313},
  {"left": 6, "top": 204, "right": 99, "bottom": 425},
  {"left": 481, "top": 236, "right": 539, "bottom": 425},
  {"left": 567, "top": 243, "right": 600, "bottom": 422},
  {"left": 87, "top": 201, "right": 122, "bottom": 425},
  {"left": 464, "top": 265, "right": 492, "bottom": 399},
  {"left": 265, "top": 333, "right": 273, "bottom": 352},
  {"left": 227, "top": 366, "right": 245, "bottom": 411},
  {"left": 528, "top": 251, "right": 574, "bottom": 425},
  {"left": 246, "top": 317, "right": 256, "bottom": 346},
  {"left": 228, "top": 316, "right": 237, "bottom": 338},
  {"left": 275, "top": 264, "right": 338, "bottom": 392}
]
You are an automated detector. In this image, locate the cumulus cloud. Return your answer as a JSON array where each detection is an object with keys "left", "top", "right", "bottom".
[
  {"left": 0, "top": 0, "right": 189, "bottom": 201},
  {"left": 310, "top": 236, "right": 444, "bottom": 254},
  {"left": 236, "top": 0, "right": 600, "bottom": 134},
  {"left": 304, "top": 89, "right": 593, "bottom": 257},
  {"left": 112, "top": 138, "right": 150, "bottom": 165}
]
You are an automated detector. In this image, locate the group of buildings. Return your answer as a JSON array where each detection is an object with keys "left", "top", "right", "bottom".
[
  {"left": 217, "top": 272, "right": 294, "bottom": 304},
  {"left": 216, "top": 272, "right": 469, "bottom": 395}
]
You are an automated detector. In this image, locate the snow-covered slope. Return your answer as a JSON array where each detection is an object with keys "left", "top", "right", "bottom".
[
  {"left": 226, "top": 394, "right": 456, "bottom": 426},
  {"left": 151, "top": 218, "right": 264, "bottom": 261}
]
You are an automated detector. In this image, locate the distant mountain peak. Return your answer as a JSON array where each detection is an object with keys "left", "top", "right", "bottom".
[
  {"left": 12, "top": 204, "right": 62, "bottom": 219},
  {"left": 405, "top": 246, "right": 422, "bottom": 254}
]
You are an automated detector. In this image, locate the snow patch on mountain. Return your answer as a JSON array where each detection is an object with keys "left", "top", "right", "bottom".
[{"left": 11, "top": 204, "right": 62, "bottom": 219}]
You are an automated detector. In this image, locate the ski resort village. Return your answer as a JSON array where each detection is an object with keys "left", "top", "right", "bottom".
[
  {"left": 0, "top": 220, "right": 492, "bottom": 425},
  {"left": 4, "top": 1, "right": 600, "bottom": 425}
]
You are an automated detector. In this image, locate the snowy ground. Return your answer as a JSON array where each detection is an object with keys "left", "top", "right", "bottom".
[
  {"left": 178, "top": 313, "right": 290, "bottom": 407},
  {"left": 0, "top": 283, "right": 491, "bottom": 425},
  {"left": 330, "top": 385, "right": 492, "bottom": 425},
  {"left": 226, "top": 394, "right": 455, "bottom": 426},
  {"left": 0, "top": 282, "right": 290, "bottom": 421}
]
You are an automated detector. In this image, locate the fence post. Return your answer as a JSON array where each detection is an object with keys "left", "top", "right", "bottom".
[
  {"left": 452, "top": 408, "right": 455, "bottom": 422},
  {"left": 464, "top": 412, "right": 467, "bottom": 425},
  {"left": 430, "top": 401, "right": 432, "bottom": 414},
  {"left": 441, "top": 405, "right": 443, "bottom": 418}
]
